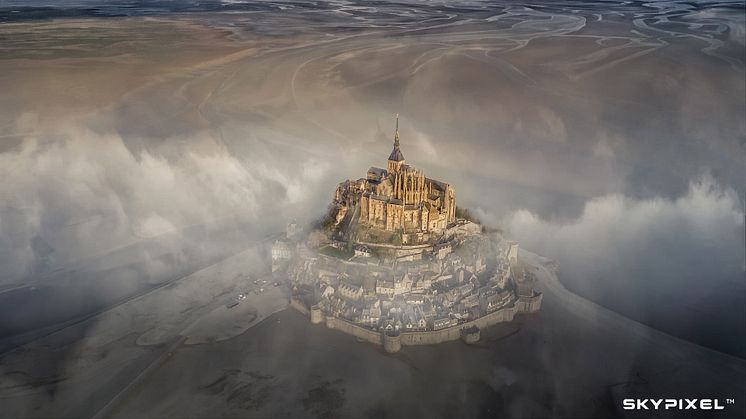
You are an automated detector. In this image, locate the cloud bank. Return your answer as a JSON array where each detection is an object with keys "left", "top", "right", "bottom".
[
  {"left": 0, "top": 122, "right": 330, "bottom": 283},
  {"left": 502, "top": 175, "right": 745, "bottom": 355}
]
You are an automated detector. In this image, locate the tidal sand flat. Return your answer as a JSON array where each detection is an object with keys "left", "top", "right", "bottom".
[
  {"left": 107, "top": 250, "right": 744, "bottom": 418},
  {"left": 0, "top": 1, "right": 743, "bottom": 417},
  {"left": 0, "top": 245, "right": 287, "bottom": 419}
]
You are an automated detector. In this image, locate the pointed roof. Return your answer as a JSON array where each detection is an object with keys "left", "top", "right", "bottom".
[
  {"left": 388, "top": 114, "right": 405, "bottom": 162},
  {"left": 388, "top": 145, "right": 405, "bottom": 162}
]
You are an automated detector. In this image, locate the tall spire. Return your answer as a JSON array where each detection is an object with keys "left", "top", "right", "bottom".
[
  {"left": 388, "top": 113, "right": 405, "bottom": 167},
  {"left": 394, "top": 113, "right": 400, "bottom": 148}
]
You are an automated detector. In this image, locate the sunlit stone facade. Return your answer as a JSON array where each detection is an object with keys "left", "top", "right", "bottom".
[{"left": 333, "top": 116, "right": 456, "bottom": 244}]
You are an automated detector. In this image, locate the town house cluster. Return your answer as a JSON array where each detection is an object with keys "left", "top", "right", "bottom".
[{"left": 289, "top": 236, "right": 528, "bottom": 333}]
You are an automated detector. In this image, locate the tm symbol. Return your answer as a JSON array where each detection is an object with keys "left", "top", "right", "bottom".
[{"left": 726, "top": 398, "right": 735, "bottom": 404}]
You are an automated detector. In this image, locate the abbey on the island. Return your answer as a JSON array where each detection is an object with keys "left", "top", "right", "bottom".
[
  {"left": 278, "top": 115, "right": 543, "bottom": 353},
  {"left": 333, "top": 116, "right": 456, "bottom": 244}
]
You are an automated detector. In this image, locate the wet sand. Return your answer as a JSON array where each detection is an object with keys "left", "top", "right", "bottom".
[
  {"left": 0, "top": 246, "right": 741, "bottom": 418},
  {"left": 107, "top": 252, "right": 745, "bottom": 419},
  {"left": 0, "top": 2, "right": 743, "bottom": 417},
  {"left": 1, "top": 2, "right": 743, "bottom": 358},
  {"left": 0, "top": 244, "right": 283, "bottom": 419}
]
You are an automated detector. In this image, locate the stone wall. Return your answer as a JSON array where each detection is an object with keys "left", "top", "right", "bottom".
[
  {"left": 355, "top": 240, "right": 432, "bottom": 251},
  {"left": 516, "top": 292, "right": 543, "bottom": 313},
  {"left": 290, "top": 296, "right": 310, "bottom": 316},
  {"left": 325, "top": 315, "right": 383, "bottom": 345},
  {"left": 460, "top": 327, "right": 481, "bottom": 344},
  {"left": 399, "top": 303, "right": 519, "bottom": 346},
  {"left": 292, "top": 291, "right": 543, "bottom": 352},
  {"left": 383, "top": 331, "right": 402, "bottom": 353}
]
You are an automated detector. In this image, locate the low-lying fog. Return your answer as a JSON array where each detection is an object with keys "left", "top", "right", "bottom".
[{"left": 0, "top": 0, "right": 743, "bottom": 361}]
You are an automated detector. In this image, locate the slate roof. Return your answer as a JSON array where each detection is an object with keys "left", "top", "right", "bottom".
[{"left": 388, "top": 145, "right": 405, "bottom": 162}]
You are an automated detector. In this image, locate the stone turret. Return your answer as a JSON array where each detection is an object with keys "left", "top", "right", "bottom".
[
  {"left": 310, "top": 305, "right": 324, "bottom": 324},
  {"left": 382, "top": 330, "right": 401, "bottom": 353},
  {"left": 460, "top": 325, "right": 481, "bottom": 344}
]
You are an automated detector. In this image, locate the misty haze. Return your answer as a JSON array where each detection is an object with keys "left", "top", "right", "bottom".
[{"left": 0, "top": 1, "right": 744, "bottom": 418}]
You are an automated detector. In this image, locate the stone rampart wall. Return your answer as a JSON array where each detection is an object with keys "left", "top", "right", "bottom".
[
  {"left": 290, "top": 297, "right": 310, "bottom": 317},
  {"left": 295, "top": 290, "right": 543, "bottom": 349},
  {"left": 325, "top": 315, "right": 382, "bottom": 345},
  {"left": 400, "top": 303, "right": 519, "bottom": 345},
  {"left": 516, "top": 293, "right": 543, "bottom": 313},
  {"left": 355, "top": 241, "right": 432, "bottom": 250}
]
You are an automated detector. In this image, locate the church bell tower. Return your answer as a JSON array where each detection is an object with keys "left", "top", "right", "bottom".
[{"left": 387, "top": 114, "right": 405, "bottom": 173}]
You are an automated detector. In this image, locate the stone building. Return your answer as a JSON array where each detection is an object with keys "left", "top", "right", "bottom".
[
  {"left": 338, "top": 281, "right": 363, "bottom": 301},
  {"left": 333, "top": 116, "right": 456, "bottom": 244}
]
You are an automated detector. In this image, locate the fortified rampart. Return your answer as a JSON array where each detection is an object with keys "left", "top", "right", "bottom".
[
  {"left": 460, "top": 326, "right": 480, "bottom": 344},
  {"left": 354, "top": 240, "right": 434, "bottom": 258},
  {"left": 383, "top": 331, "right": 402, "bottom": 353},
  {"left": 398, "top": 300, "right": 520, "bottom": 345},
  {"left": 310, "top": 305, "right": 324, "bottom": 324},
  {"left": 325, "top": 315, "right": 383, "bottom": 345},
  {"left": 290, "top": 292, "right": 543, "bottom": 352},
  {"left": 290, "top": 296, "right": 310, "bottom": 316},
  {"left": 516, "top": 292, "right": 543, "bottom": 313}
]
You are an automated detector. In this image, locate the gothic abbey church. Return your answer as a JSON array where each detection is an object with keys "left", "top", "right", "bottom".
[{"left": 333, "top": 116, "right": 456, "bottom": 245}]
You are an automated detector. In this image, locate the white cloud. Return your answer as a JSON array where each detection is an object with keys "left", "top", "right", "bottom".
[
  {"left": 0, "top": 122, "right": 332, "bottom": 283},
  {"left": 502, "top": 174, "right": 744, "bottom": 294}
]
